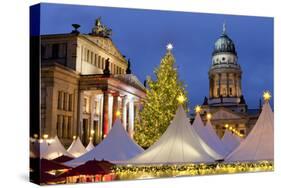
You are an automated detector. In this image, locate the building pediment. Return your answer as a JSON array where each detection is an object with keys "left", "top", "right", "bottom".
[
  {"left": 212, "top": 109, "right": 242, "bottom": 120},
  {"left": 82, "top": 35, "right": 126, "bottom": 62}
]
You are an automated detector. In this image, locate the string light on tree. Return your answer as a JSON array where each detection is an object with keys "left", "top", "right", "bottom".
[
  {"left": 134, "top": 43, "right": 188, "bottom": 148},
  {"left": 194, "top": 105, "right": 202, "bottom": 114}
]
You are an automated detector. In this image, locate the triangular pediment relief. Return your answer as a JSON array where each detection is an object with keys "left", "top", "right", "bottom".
[{"left": 83, "top": 35, "right": 126, "bottom": 61}]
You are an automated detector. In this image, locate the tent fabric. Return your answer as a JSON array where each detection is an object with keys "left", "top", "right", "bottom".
[
  {"left": 43, "top": 136, "right": 73, "bottom": 160},
  {"left": 65, "top": 119, "right": 144, "bottom": 167},
  {"left": 67, "top": 137, "right": 87, "bottom": 158},
  {"left": 30, "top": 140, "right": 49, "bottom": 159},
  {"left": 41, "top": 158, "right": 71, "bottom": 172},
  {"left": 192, "top": 114, "right": 228, "bottom": 159},
  {"left": 85, "top": 141, "right": 95, "bottom": 152},
  {"left": 225, "top": 102, "right": 274, "bottom": 162},
  {"left": 221, "top": 130, "right": 241, "bottom": 153},
  {"left": 127, "top": 106, "right": 215, "bottom": 165}
]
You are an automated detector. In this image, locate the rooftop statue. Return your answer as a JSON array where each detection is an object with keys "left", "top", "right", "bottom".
[{"left": 91, "top": 17, "right": 112, "bottom": 38}]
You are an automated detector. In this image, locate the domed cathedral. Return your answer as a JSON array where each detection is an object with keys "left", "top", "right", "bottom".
[{"left": 201, "top": 23, "right": 260, "bottom": 138}]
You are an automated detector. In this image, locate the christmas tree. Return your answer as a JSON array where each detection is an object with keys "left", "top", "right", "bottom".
[{"left": 134, "top": 43, "right": 188, "bottom": 148}]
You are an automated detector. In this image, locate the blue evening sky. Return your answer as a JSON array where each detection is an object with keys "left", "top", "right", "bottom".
[{"left": 39, "top": 3, "right": 274, "bottom": 110}]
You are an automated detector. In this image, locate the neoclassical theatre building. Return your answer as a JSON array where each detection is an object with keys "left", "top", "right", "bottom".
[
  {"left": 200, "top": 24, "right": 260, "bottom": 138},
  {"left": 41, "top": 18, "right": 146, "bottom": 145}
]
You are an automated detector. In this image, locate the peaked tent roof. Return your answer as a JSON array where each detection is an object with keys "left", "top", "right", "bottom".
[
  {"left": 85, "top": 141, "right": 95, "bottom": 152},
  {"left": 67, "top": 137, "right": 86, "bottom": 158},
  {"left": 30, "top": 139, "right": 49, "bottom": 158},
  {"left": 192, "top": 114, "right": 227, "bottom": 159},
  {"left": 127, "top": 106, "right": 215, "bottom": 165},
  {"left": 222, "top": 130, "right": 241, "bottom": 153},
  {"left": 43, "top": 136, "right": 73, "bottom": 160},
  {"left": 225, "top": 102, "right": 274, "bottom": 162},
  {"left": 65, "top": 119, "right": 144, "bottom": 167}
]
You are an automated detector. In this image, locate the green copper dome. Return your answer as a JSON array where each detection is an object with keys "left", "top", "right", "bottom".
[{"left": 212, "top": 24, "right": 237, "bottom": 56}]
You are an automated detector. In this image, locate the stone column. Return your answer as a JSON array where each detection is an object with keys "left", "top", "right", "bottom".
[
  {"left": 112, "top": 93, "right": 119, "bottom": 124},
  {"left": 45, "top": 86, "right": 57, "bottom": 137},
  {"left": 64, "top": 116, "right": 68, "bottom": 138},
  {"left": 226, "top": 73, "right": 229, "bottom": 96},
  {"left": 122, "top": 96, "right": 127, "bottom": 130},
  {"left": 218, "top": 73, "right": 221, "bottom": 97},
  {"left": 102, "top": 91, "right": 109, "bottom": 137},
  {"left": 128, "top": 98, "right": 134, "bottom": 138},
  {"left": 78, "top": 91, "right": 84, "bottom": 138},
  {"left": 209, "top": 76, "right": 212, "bottom": 98},
  {"left": 90, "top": 95, "right": 95, "bottom": 133},
  {"left": 238, "top": 75, "right": 242, "bottom": 97},
  {"left": 59, "top": 116, "right": 63, "bottom": 138}
]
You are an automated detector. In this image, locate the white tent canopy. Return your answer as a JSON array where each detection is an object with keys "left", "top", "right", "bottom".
[
  {"left": 222, "top": 130, "right": 241, "bottom": 153},
  {"left": 67, "top": 137, "right": 86, "bottom": 158},
  {"left": 43, "top": 136, "right": 73, "bottom": 160},
  {"left": 225, "top": 102, "right": 274, "bottom": 162},
  {"left": 127, "top": 106, "right": 215, "bottom": 165},
  {"left": 65, "top": 119, "right": 144, "bottom": 167},
  {"left": 192, "top": 114, "right": 228, "bottom": 159},
  {"left": 85, "top": 140, "right": 95, "bottom": 152},
  {"left": 30, "top": 139, "right": 49, "bottom": 158}
]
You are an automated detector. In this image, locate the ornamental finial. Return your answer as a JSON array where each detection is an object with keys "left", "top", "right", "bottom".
[{"left": 222, "top": 22, "right": 226, "bottom": 35}]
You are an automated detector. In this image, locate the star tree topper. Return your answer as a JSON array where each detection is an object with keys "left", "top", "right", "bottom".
[{"left": 166, "top": 43, "right": 173, "bottom": 52}]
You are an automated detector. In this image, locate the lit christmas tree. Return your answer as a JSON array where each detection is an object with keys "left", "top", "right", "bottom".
[{"left": 134, "top": 43, "right": 188, "bottom": 148}]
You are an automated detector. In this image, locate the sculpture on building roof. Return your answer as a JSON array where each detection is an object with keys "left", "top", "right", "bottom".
[
  {"left": 126, "top": 59, "right": 132, "bottom": 74},
  {"left": 103, "top": 58, "right": 111, "bottom": 76},
  {"left": 91, "top": 17, "right": 112, "bottom": 38}
]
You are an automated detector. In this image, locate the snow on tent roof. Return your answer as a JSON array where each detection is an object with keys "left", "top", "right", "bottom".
[
  {"left": 86, "top": 140, "right": 95, "bottom": 152},
  {"left": 65, "top": 119, "right": 144, "bottom": 167},
  {"left": 192, "top": 114, "right": 227, "bottom": 159},
  {"left": 127, "top": 106, "right": 215, "bottom": 165},
  {"left": 67, "top": 137, "right": 86, "bottom": 158},
  {"left": 43, "top": 136, "right": 73, "bottom": 160},
  {"left": 221, "top": 130, "right": 241, "bottom": 153},
  {"left": 225, "top": 102, "right": 274, "bottom": 162}
]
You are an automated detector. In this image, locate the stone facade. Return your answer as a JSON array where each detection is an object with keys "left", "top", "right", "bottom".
[{"left": 40, "top": 20, "right": 146, "bottom": 146}]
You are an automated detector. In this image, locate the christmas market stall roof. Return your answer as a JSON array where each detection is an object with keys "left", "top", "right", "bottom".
[
  {"left": 43, "top": 136, "right": 74, "bottom": 160},
  {"left": 225, "top": 101, "right": 274, "bottom": 162},
  {"left": 58, "top": 159, "right": 113, "bottom": 178},
  {"left": 192, "top": 114, "right": 228, "bottom": 159},
  {"left": 127, "top": 106, "right": 216, "bottom": 165},
  {"left": 67, "top": 137, "right": 86, "bottom": 158},
  {"left": 52, "top": 155, "right": 74, "bottom": 163},
  {"left": 221, "top": 130, "right": 241, "bottom": 153},
  {"left": 86, "top": 140, "right": 95, "bottom": 152},
  {"left": 65, "top": 119, "right": 144, "bottom": 167},
  {"left": 30, "top": 139, "right": 49, "bottom": 159}
]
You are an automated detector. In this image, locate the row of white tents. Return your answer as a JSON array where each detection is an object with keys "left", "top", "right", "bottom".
[
  {"left": 31, "top": 101, "right": 273, "bottom": 167},
  {"left": 30, "top": 135, "right": 94, "bottom": 160}
]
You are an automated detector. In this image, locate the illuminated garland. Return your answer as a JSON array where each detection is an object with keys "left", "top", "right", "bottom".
[{"left": 113, "top": 161, "right": 273, "bottom": 180}]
